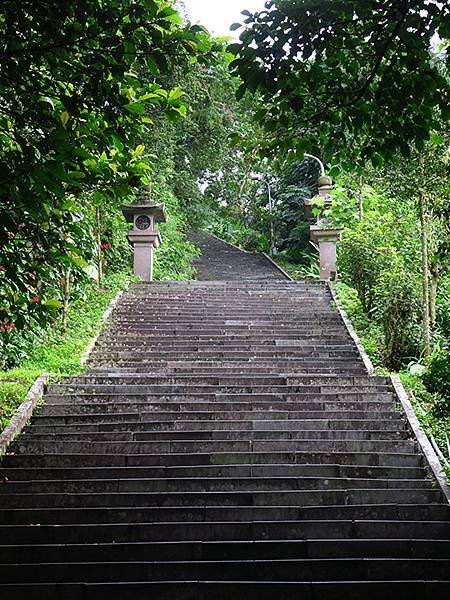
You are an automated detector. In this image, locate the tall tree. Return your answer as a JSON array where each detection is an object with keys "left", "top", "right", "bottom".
[
  {"left": 229, "top": 0, "right": 449, "bottom": 164},
  {"left": 0, "top": 0, "right": 217, "bottom": 344}
]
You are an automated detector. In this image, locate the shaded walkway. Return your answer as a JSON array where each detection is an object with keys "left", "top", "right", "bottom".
[{"left": 189, "top": 231, "right": 285, "bottom": 281}]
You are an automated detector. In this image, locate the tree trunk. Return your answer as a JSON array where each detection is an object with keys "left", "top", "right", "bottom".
[
  {"left": 419, "top": 190, "right": 431, "bottom": 361},
  {"left": 358, "top": 175, "right": 364, "bottom": 220},
  {"left": 61, "top": 267, "right": 72, "bottom": 336},
  {"left": 96, "top": 206, "right": 103, "bottom": 286},
  {"left": 430, "top": 262, "right": 439, "bottom": 328}
]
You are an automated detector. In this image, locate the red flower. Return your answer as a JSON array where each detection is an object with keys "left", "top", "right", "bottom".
[
  {"left": 32, "top": 295, "right": 40, "bottom": 303},
  {"left": 59, "top": 278, "right": 66, "bottom": 286},
  {"left": 1, "top": 320, "right": 14, "bottom": 332},
  {"left": 100, "top": 242, "right": 110, "bottom": 250}
]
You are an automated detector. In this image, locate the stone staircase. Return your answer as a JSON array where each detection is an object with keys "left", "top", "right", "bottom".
[
  {"left": 0, "top": 236, "right": 449, "bottom": 598},
  {"left": 189, "top": 231, "right": 284, "bottom": 281}
]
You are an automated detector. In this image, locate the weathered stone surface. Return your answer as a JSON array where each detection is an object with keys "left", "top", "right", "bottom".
[{"left": 0, "top": 234, "right": 449, "bottom": 596}]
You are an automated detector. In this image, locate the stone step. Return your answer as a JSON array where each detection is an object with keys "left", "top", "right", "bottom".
[
  {"left": 109, "top": 323, "right": 345, "bottom": 331},
  {"left": 32, "top": 410, "right": 400, "bottom": 423},
  {"left": 98, "top": 334, "right": 351, "bottom": 342},
  {"left": 92, "top": 346, "right": 359, "bottom": 353},
  {"left": 91, "top": 351, "right": 358, "bottom": 360},
  {"left": 0, "top": 519, "right": 449, "bottom": 545},
  {"left": 11, "top": 439, "right": 418, "bottom": 455},
  {"left": 67, "top": 374, "right": 388, "bottom": 384},
  {"left": 26, "top": 420, "right": 405, "bottom": 435},
  {"left": 25, "top": 417, "right": 407, "bottom": 432},
  {"left": 1, "top": 475, "right": 433, "bottom": 495},
  {"left": 93, "top": 355, "right": 361, "bottom": 365},
  {"left": 2, "top": 450, "right": 424, "bottom": 468},
  {"left": 13, "top": 433, "right": 411, "bottom": 447},
  {"left": 90, "top": 348, "right": 352, "bottom": 364},
  {"left": 111, "top": 315, "right": 343, "bottom": 322},
  {"left": 0, "top": 463, "right": 427, "bottom": 481},
  {"left": 2, "top": 505, "right": 449, "bottom": 526},
  {"left": 96, "top": 338, "right": 355, "bottom": 346},
  {"left": 92, "top": 340, "right": 356, "bottom": 350},
  {"left": 90, "top": 364, "right": 365, "bottom": 377},
  {"left": 89, "top": 362, "right": 362, "bottom": 371},
  {"left": 56, "top": 374, "right": 390, "bottom": 385},
  {"left": 41, "top": 390, "right": 395, "bottom": 401},
  {"left": 40, "top": 393, "right": 397, "bottom": 407},
  {"left": 45, "top": 385, "right": 389, "bottom": 396},
  {"left": 0, "top": 488, "right": 440, "bottom": 509},
  {"left": 2, "top": 557, "right": 450, "bottom": 584},
  {"left": 2, "top": 538, "right": 450, "bottom": 564},
  {"left": 90, "top": 360, "right": 362, "bottom": 370},
  {"left": 102, "top": 328, "right": 350, "bottom": 335},
  {"left": 4, "top": 499, "right": 450, "bottom": 522},
  {"left": 1, "top": 580, "right": 450, "bottom": 600}
]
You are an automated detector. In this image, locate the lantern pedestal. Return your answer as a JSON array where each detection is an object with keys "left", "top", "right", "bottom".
[
  {"left": 310, "top": 226, "right": 343, "bottom": 281},
  {"left": 122, "top": 199, "right": 167, "bottom": 283},
  {"left": 127, "top": 231, "right": 162, "bottom": 282}
]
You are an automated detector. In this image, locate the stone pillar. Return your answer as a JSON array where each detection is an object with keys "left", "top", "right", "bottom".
[
  {"left": 310, "top": 226, "right": 343, "bottom": 280},
  {"left": 122, "top": 191, "right": 167, "bottom": 283},
  {"left": 127, "top": 228, "right": 160, "bottom": 282},
  {"left": 305, "top": 174, "right": 344, "bottom": 280}
]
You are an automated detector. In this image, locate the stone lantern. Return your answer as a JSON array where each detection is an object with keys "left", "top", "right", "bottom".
[
  {"left": 122, "top": 187, "right": 167, "bottom": 282},
  {"left": 307, "top": 175, "right": 343, "bottom": 281},
  {"left": 304, "top": 175, "right": 334, "bottom": 221}
]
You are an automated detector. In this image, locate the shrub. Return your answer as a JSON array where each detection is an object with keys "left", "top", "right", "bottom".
[
  {"left": 334, "top": 282, "right": 385, "bottom": 366},
  {"left": 423, "top": 345, "right": 450, "bottom": 416},
  {"left": 339, "top": 225, "right": 394, "bottom": 314},
  {"left": 374, "top": 261, "right": 422, "bottom": 370}
]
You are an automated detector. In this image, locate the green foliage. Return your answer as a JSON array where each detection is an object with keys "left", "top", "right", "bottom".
[
  {"left": 275, "top": 255, "right": 320, "bottom": 281},
  {"left": 208, "top": 218, "right": 268, "bottom": 253},
  {"left": 374, "top": 260, "right": 422, "bottom": 369},
  {"left": 336, "top": 194, "right": 424, "bottom": 369},
  {"left": 423, "top": 346, "right": 450, "bottom": 416},
  {"left": 229, "top": 0, "right": 449, "bottom": 164},
  {"left": 333, "top": 282, "right": 384, "bottom": 366},
  {"left": 274, "top": 159, "right": 319, "bottom": 260},
  {"left": 400, "top": 371, "right": 450, "bottom": 462},
  {"left": 0, "top": 381, "right": 28, "bottom": 431},
  {"left": 339, "top": 225, "right": 394, "bottom": 314},
  {"left": 436, "top": 281, "right": 450, "bottom": 340},
  {"left": 154, "top": 213, "right": 199, "bottom": 281},
  {"left": 0, "top": 0, "right": 218, "bottom": 363},
  {"left": 0, "top": 271, "right": 129, "bottom": 430}
]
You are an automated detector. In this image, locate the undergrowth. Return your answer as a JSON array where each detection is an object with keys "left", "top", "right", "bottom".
[
  {"left": 280, "top": 265, "right": 450, "bottom": 471},
  {"left": 0, "top": 271, "right": 130, "bottom": 431}
]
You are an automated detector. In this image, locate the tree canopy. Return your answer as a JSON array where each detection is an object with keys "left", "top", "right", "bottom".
[
  {"left": 0, "top": 0, "right": 217, "bottom": 350},
  {"left": 229, "top": 0, "right": 450, "bottom": 165}
]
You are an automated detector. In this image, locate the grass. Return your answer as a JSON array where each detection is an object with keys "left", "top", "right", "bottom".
[
  {"left": 399, "top": 371, "right": 450, "bottom": 462},
  {"left": 0, "top": 271, "right": 130, "bottom": 431},
  {"left": 274, "top": 255, "right": 321, "bottom": 281}
]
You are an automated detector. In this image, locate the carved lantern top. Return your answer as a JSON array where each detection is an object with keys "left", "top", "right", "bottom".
[
  {"left": 122, "top": 185, "right": 168, "bottom": 226},
  {"left": 122, "top": 203, "right": 167, "bottom": 225}
]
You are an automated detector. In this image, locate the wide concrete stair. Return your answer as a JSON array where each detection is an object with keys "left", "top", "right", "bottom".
[{"left": 0, "top": 238, "right": 449, "bottom": 598}]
